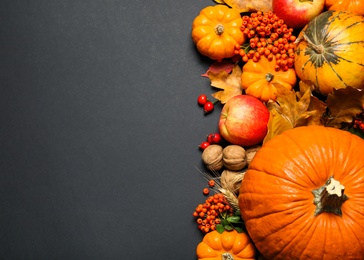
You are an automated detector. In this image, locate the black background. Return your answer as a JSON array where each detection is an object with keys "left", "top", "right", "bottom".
[{"left": 0, "top": 0, "right": 222, "bottom": 259}]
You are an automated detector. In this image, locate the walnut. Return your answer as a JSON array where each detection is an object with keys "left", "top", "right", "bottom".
[
  {"left": 201, "top": 144, "right": 223, "bottom": 171},
  {"left": 222, "top": 145, "right": 247, "bottom": 171},
  {"left": 245, "top": 145, "right": 261, "bottom": 165},
  {"left": 220, "top": 169, "right": 246, "bottom": 195}
]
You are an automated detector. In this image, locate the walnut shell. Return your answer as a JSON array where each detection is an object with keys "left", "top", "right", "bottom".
[
  {"left": 202, "top": 144, "right": 223, "bottom": 171},
  {"left": 246, "top": 145, "right": 261, "bottom": 165},
  {"left": 222, "top": 145, "right": 247, "bottom": 171},
  {"left": 220, "top": 169, "right": 246, "bottom": 195}
]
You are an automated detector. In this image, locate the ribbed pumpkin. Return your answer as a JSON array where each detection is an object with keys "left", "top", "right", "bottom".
[
  {"left": 241, "top": 56, "right": 297, "bottom": 102},
  {"left": 191, "top": 5, "right": 245, "bottom": 61},
  {"left": 238, "top": 125, "right": 364, "bottom": 259},
  {"left": 294, "top": 10, "right": 364, "bottom": 95},
  {"left": 196, "top": 230, "right": 256, "bottom": 260},
  {"left": 325, "top": 0, "right": 364, "bottom": 16}
]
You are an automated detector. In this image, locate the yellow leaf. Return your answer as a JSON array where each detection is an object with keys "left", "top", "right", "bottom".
[
  {"left": 324, "top": 87, "right": 364, "bottom": 128},
  {"left": 263, "top": 84, "right": 316, "bottom": 144},
  {"left": 263, "top": 109, "right": 292, "bottom": 144},
  {"left": 223, "top": 0, "right": 272, "bottom": 13},
  {"left": 209, "top": 64, "right": 243, "bottom": 104}
]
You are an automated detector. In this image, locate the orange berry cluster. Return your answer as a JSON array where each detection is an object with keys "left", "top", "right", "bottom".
[
  {"left": 192, "top": 193, "right": 233, "bottom": 234},
  {"left": 234, "top": 11, "right": 297, "bottom": 71}
]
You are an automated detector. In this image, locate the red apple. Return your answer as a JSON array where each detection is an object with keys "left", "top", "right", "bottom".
[
  {"left": 218, "top": 95, "right": 269, "bottom": 147},
  {"left": 272, "top": 0, "right": 325, "bottom": 30}
]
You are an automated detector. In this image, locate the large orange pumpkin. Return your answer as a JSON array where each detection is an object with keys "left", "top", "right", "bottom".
[
  {"left": 191, "top": 5, "right": 245, "bottom": 61},
  {"left": 325, "top": 0, "right": 364, "bottom": 16},
  {"left": 294, "top": 10, "right": 364, "bottom": 95},
  {"left": 196, "top": 230, "right": 256, "bottom": 260},
  {"left": 239, "top": 125, "right": 364, "bottom": 259}
]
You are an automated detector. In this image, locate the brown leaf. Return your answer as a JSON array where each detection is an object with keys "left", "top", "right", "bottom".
[
  {"left": 324, "top": 87, "right": 364, "bottom": 128},
  {"left": 202, "top": 61, "right": 234, "bottom": 78},
  {"left": 298, "top": 81, "right": 327, "bottom": 126},
  {"left": 221, "top": 0, "right": 272, "bottom": 13},
  {"left": 208, "top": 64, "right": 243, "bottom": 104},
  {"left": 263, "top": 84, "right": 316, "bottom": 144}
]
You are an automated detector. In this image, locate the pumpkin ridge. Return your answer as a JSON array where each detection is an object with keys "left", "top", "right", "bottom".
[
  {"left": 321, "top": 57, "right": 347, "bottom": 87},
  {"left": 281, "top": 133, "right": 326, "bottom": 186},
  {"left": 344, "top": 208, "right": 364, "bottom": 255}
]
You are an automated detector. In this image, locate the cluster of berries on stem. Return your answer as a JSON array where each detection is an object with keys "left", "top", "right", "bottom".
[
  {"left": 234, "top": 11, "right": 297, "bottom": 71},
  {"left": 199, "top": 132, "right": 222, "bottom": 150},
  {"left": 197, "top": 94, "right": 218, "bottom": 114},
  {"left": 192, "top": 192, "right": 233, "bottom": 234}
]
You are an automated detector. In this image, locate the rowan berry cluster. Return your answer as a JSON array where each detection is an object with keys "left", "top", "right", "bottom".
[
  {"left": 352, "top": 111, "right": 364, "bottom": 131},
  {"left": 192, "top": 193, "right": 233, "bottom": 233},
  {"left": 234, "top": 11, "right": 297, "bottom": 71}
]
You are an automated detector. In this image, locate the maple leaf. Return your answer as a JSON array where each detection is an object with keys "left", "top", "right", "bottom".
[
  {"left": 202, "top": 60, "right": 234, "bottom": 78},
  {"left": 323, "top": 87, "right": 364, "bottom": 128},
  {"left": 216, "top": 0, "right": 272, "bottom": 13},
  {"left": 263, "top": 84, "right": 317, "bottom": 144},
  {"left": 208, "top": 64, "right": 243, "bottom": 104}
]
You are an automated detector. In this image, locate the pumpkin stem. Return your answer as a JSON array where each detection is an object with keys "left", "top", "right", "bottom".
[
  {"left": 311, "top": 44, "right": 325, "bottom": 54},
  {"left": 214, "top": 24, "right": 225, "bottom": 35},
  {"left": 265, "top": 72, "right": 274, "bottom": 82},
  {"left": 222, "top": 252, "right": 234, "bottom": 260},
  {"left": 302, "top": 32, "right": 325, "bottom": 54},
  {"left": 312, "top": 176, "right": 348, "bottom": 216}
]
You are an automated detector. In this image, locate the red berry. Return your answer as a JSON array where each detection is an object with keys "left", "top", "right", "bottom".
[
  {"left": 207, "top": 133, "right": 222, "bottom": 144},
  {"left": 199, "top": 141, "right": 210, "bottom": 150},
  {"left": 211, "top": 133, "right": 221, "bottom": 144},
  {"left": 197, "top": 94, "right": 208, "bottom": 106},
  {"left": 207, "top": 134, "right": 214, "bottom": 144},
  {"left": 203, "top": 101, "right": 214, "bottom": 113}
]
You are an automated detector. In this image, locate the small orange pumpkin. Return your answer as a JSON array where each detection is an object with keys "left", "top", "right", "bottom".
[
  {"left": 325, "top": 0, "right": 364, "bottom": 16},
  {"left": 196, "top": 230, "right": 256, "bottom": 260},
  {"left": 241, "top": 56, "right": 296, "bottom": 102},
  {"left": 239, "top": 125, "right": 364, "bottom": 259},
  {"left": 191, "top": 5, "right": 245, "bottom": 61},
  {"left": 294, "top": 10, "right": 364, "bottom": 95}
]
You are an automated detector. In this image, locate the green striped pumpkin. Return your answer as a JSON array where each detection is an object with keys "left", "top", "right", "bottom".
[{"left": 294, "top": 10, "right": 364, "bottom": 95}]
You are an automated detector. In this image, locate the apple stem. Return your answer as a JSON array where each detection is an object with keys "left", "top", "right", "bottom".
[
  {"left": 265, "top": 72, "right": 274, "bottom": 82},
  {"left": 299, "top": 0, "right": 313, "bottom": 2}
]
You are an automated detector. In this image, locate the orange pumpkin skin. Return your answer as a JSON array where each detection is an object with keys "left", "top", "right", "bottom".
[
  {"left": 192, "top": 5, "right": 245, "bottom": 61},
  {"left": 239, "top": 125, "right": 364, "bottom": 260},
  {"left": 294, "top": 10, "right": 364, "bottom": 95},
  {"left": 241, "top": 56, "right": 296, "bottom": 102},
  {"left": 196, "top": 230, "right": 256, "bottom": 260},
  {"left": 325, "top": 0, "right": 364, "bottom": 16}
]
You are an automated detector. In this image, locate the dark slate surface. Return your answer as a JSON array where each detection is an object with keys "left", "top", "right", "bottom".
[{"left": 0, "top": 0, "right": 222, "bottom": 259}]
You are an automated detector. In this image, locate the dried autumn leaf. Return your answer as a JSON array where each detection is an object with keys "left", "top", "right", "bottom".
[
  {"left": 222, "top": 0, "right": 272, "bottom": 13},
  {"left": 298, "top": 81, "right": 327, "bottom": 126},
  {"left": 202, "top": 61, "right": 234, "bottom": 78},
  {"left": 324, "top": 87, "right": 364, "bottom": 128},
  {"left": 208, "top": 64, "right": 242, "bottom": 104},
  {"left": 263, "top": 84, "right": 316, "bottom": 143}
]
